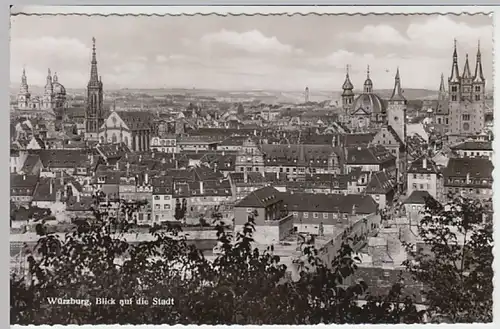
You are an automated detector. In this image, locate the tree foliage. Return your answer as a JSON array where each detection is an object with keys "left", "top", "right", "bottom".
[
  {"left": 402, "top": 195, "right": 493, "bottom": 322},
  {"left": 10, "top": 194, "right": 424, "bottom": 325}
]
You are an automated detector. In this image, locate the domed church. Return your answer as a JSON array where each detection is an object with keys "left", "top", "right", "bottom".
[
  {"left": 17, "top": 68, "right": 67, "bottom": 111},
  {"left": 341, "top": 65, "right": 387, "bottom": 131}
]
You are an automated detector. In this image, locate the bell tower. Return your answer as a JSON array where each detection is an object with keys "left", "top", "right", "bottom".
[
  {"left": 341, "top": 65, "right": 354, "bottom": 121},
  {"left": 387, "top": 67, "right": 407, "bottom": 143},
  {"left": 85, "top": 37, "right": 104, "bottom": 141}
]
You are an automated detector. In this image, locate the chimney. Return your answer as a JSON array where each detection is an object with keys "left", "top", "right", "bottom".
[
  {"left": 49, "top": 178, "right": 53, "bottom": 195},
  {"left": 422, "top": 158, "right": 427, "bottom": 169},
  {"left": 199, "top": 180, "right": 204, "bottom": 195},
  {"left": 352, "top": 204, "right": 357, "bottom": 216},
  {"left": 23, "top": 174, "right": 26, "bottom": 180},
  {"left": 144, "top": 172, "right": 149, "bottom": 185},
  {"left": 466, "top": 172, "right": 470, "bottom": 184},
  {"left": 244, "top": 170, "right": 248, "bottom": 183}
]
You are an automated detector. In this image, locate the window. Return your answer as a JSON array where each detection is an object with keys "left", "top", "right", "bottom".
[
  {"left": 462, "top": 114, "right": 471, "bottom": 121},
  {"left": 313, "top": 213, "right": 318, "bottom": 218},
  {"left": 412, "top": 183, "right": 417, "bottom": 189},
  {"left": 155, "top": 205, "right": 160, "bottom": 210},
  {"left": 323, "top": 213, "right": 328, "bottom": 219},
  {"left": 475, "top": 85, "right": 481, "bottom": 92},
  {"left": 463, "top": 123, "right": 470, "bottom": 131},
  {"left": 154, "top": 195, "right": 160, "bottom": 200},
  {"left": 452, "top": 95, "right": 457, "bottom": 101},
  {"left": 293, "top": 212, "right": 298, "bottom": 217},
  {"left": 164, "top": 195, "right": 170, "bottom": 200},
  {"left": 413, "top": 174, "right": 417, "bottom": 179},
  {"left": 420, "top": 184, "right": 424, "bottom": 189},
  {"left": 164, "top": 204, "right": 170, "bottom": 210},
  {"left": 303, "top": 212, "right": 309, "bottom": 218},
  {"left": 451, "top": 86, "right": 458, "bottom": 92},
  {"left": 475, "top": 94, "right": 481, "bottom": 101}
]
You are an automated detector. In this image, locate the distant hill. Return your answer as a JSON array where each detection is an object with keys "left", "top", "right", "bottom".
[{"left": 12, "top": 84, "right": 491, "bottom": 104}]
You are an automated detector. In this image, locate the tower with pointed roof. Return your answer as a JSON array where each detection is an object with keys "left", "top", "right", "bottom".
[
  {"left": 448, "top": 39, "right": 486, "bottom": 139},
  {"left": 438, "top": 73, "right": 446, "bottom": 101},
  {"left": 17, "top": 68, "right": 30, "bottom": 109},
  {"left": 461, "top": 54, "right": 473, "bottom": 100},
  {"left": 85, "top": 37, "right": 104, "bottom": 141},
  {"left": 472, "top": 40, "right": 486, "bottom": 102},
  {"left": 43, "top": 68, "right": 54, "bottom": 109},
  {"left": 341, "top": 65, "right": 354, "bottom": 120},
  {"left": 387, "top": 67, "right": 407, "bottom": 144}
]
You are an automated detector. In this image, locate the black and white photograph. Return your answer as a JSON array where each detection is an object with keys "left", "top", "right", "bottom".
[{"left": 9, "top": 6, "right": 494, "bottom": 325}]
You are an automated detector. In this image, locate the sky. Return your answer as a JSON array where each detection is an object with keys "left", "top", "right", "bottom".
[{"left": 10, "top": 11, "right": 493, "bottom": 91}]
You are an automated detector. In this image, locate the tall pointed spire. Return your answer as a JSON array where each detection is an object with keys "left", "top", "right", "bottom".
[
  {"left": 390, "top": 67, "right": 405, "bottom": 102},
  {"left": 363, "top": 65, "right": 373, "bottom": 93},
  {"left": 89, "top": 37, "right": 99, "bottom": 85},
  {"left": 342, "top": 64, "right": 354, "bottom": 92},
  {"left": 473, "top": 39, "right": 485, "bottom": 83},
  {"left": 462, "top": 54, "right": 471, "bottom": 79},
  {"left": 439, "top": 73, "right": 445, "bottom": 93},
  {"left": 449, "top": 39, "right": 460, "bottom": 83}
]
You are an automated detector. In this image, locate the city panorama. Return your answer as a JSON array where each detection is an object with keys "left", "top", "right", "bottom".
[{"left": 9, "top": 8, "right": 494, "bottom": 325}]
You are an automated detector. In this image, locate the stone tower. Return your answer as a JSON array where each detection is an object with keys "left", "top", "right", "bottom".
[
  {"left": 17, "top": 68, "right": 30, "bottom": 109},
  {"left": 43, "top": 68, "right": 54, "bottom": 109},
  {"left": 85, "top": 37, "right": 104, "bottom": 141},
  {"left": 341, "top": 65, "right": 354, "bottom": 119},
  {"left": 387, "top": 67, "right": 407, "bottom": 143},
  {"left": 304, "top": 86, "right": 309, "bottom": 103},
  {"left": 448, "top": 39, "right": 486, "bottom": 138}
]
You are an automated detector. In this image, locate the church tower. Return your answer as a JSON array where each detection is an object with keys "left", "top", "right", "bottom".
[
  {"left": 43, "top": 68, "right": 54, "bottom": 109},
  {"left": 472, "top": 40, "right": 486, "bottom": 102},
  {"left": 461, "top": 54, "right": 473, "bottom": 100},
  {"left": 438, "top": 73, "right": 446, "bottom": 101},
  {"left": 341, "top": 65, "right": 354, "bottom": 119},
  {"left": 85, "top": 37, "right": 104, "bottom": 141},
  {"left": 304, "top": 86, "right": 309, "bottom": 103},
  {"left": 17, "top": 68, "right": 30, "bottom": 109},
  {"left": 448, "top": 39, "right": 486, "bottom": 139},
  {"left": 387, "top": 67, "right": 407, "bottom": 143},
  {"left": 448, "top": 39, "right": 461, "bottom": 103}
]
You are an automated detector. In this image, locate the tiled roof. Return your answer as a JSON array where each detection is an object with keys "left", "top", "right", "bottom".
[
  {"left": 66, "top": 196, "right": 94, "bottom": 211},
  {"left": 115, "top": 111, "right": 155, "bottom": 131},
  {"left": 36, "top": 150, "right": 90, "bottom": 169},
  {"left": 407, "top": 156, "right": 439, "bottom": 174},
  {"left": 451, "top": 140, "right": 492, "bottom": 151},
  {"left": 443, "top": 157, "right": 493, "bottom": 180},
  {"left": 365, "top": 171, "right": 396, "bottom": 194},
  {"left": 261, "top": 144, "right": 335, "bottom": 167},
  {"left": 284, "top": 192, "right": 378, "bottom": 215},
  {"left": 403, "top": 190, "right": 436, "bottom": 205},
  {"left": 346, "top": 145, "right": 395, "bottom": 165},
  {"left": 341, "top": 133, "right": 376, "bottom": 147},
  {"left": 10, "top": 174, "right": 38, "bottom": 196},
  {"left": 235, "top": 186, "right": 282, "bottom": 208},
  {"left": 21, "top": 154, "right": 41, "bottom": 174}
]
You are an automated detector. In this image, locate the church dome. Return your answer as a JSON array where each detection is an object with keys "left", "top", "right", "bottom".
[
  {"left": 351, "top": 93, "right": 385, "bottom": 115},
  {"left": 52, "top": 73, "right": 66, "bottom": 95},
  {"left": 53, "top": 82, "right": 66, "bottom": 95}
]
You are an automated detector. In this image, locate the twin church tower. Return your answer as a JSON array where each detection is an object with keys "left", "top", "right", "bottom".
[{"left": 339, "top": 39, "right": 486, "bottom": 142}]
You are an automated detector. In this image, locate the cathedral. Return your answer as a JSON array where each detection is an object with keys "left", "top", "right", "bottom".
[
  {"left": 84, "top": 37, "right": 105, "bottom": 141},
  {"left": 446, "top": 40, "right": 486, "bottom": 141},
  {"left": 341, "top": 65, "right": 406, "bottom": 143},
  {"left": 17, "top": 68, "right": 67, "bottom": 112}
]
